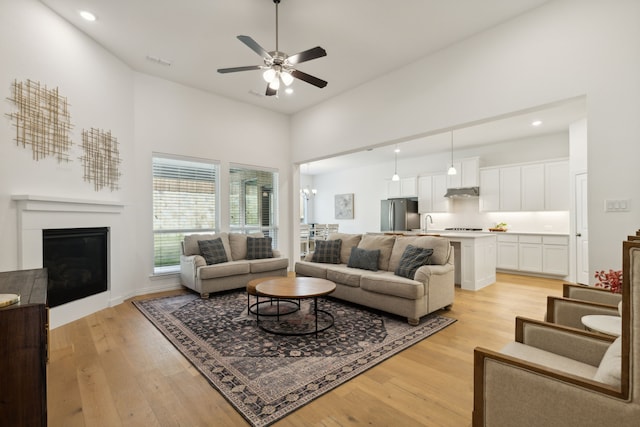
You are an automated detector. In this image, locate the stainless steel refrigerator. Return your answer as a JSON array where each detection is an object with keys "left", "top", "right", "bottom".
[{"left": 380, "top": 198, "right": 420, "bottom": 232}]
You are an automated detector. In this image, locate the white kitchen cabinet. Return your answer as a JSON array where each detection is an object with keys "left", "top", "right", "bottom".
[
  {"left": 496, "top": 234, "right": 519, "bottom": 270},
  {"left": 417, "top": 175, "right": 432, "bottom": 212},
  {"left": 432, "top": 174, "right": 450, "bottom": 212},
  {"left": 418, "top": 174, "right": 449, "bottom": 213},
  {"left": 400, "top": 177, "right": 417, "bottom": 197},
  {"left": 447, "top": 157, "right": 479, "bottom": 188},
  {"left": 387, "top": 180, "right": 400, "bottom": 198},
  {"left": 542, "top": 235, "right": 569, "bottom": 275},
  {"left": 544, "top": 161, "right": 570, "bottom": 210},
  {"left": 500, "top": 166, "right": 521, "bottom": 211},
  {"left": 479, "top": 168, "right": 500, "bottom": 212},
  {"left": 521, "top": 163, "right": 545, "bottom": 211},
  {"left": 389, "top": 177, "right": 417, "bottom": 198}
]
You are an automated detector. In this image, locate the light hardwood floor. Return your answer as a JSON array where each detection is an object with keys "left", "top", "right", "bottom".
[{"left": 48, "top": 273, "right": 564, "bottom": 426}]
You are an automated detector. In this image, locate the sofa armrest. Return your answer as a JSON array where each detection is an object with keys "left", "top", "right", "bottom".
[
  {"left": 180, "top": 254, "right": 205, "bottom": 289},
  {"left": 414, "top": 263, "right": 454, "bottom": 283},
  {"left": 515, "top": 317, "right": 614, "bottom": 366},
  {"left": 546, "top": 296, "right": 619, "bottom": 329}
]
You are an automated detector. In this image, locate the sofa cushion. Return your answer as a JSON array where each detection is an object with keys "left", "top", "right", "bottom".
[
  {"left": 229, "top": 232, "right": 263, "bottom": 261},
  {"left": 295, "top": 260, "right": 328, "bottom": 279},
  {"left": 593, "top": 336, "right": 622, "bottom": 386},
  {"left": 184, "top": 232, "right": 232, "bottom": 261},
  {"left": 360, "top": 272, "right": 423, "bottom": 300},
  {"left": 395, "top": 245, "right": 433, "bottom": 279},
  {"left": 347, "top": 247, "right": 380, "bottom": 271},
  {"left": 197, "top": 238, "right": 229, "bottom": 265},
  {"left": 389, "top": 236, "right": 450, "bottom": 272},
  {"left": 198, "top": 261, "right": 250, "bottom": 279},
  {"left": 249, "top": 257, "right": 288, "bottom": 273},
  {"left": 328, "top": 232, "right": 362, "bottom": 264},
  {"left": 357, "top": 234, "right": 396, "bottom": 271},
  {"left": 326, "top": 265, "right": 364, "bottom": 288},
  {"left": 312, "top": 239, "right": 342, "bottom": 264},
  {"left": 246, "top": 236, "right": 273, "bottom": 260}
]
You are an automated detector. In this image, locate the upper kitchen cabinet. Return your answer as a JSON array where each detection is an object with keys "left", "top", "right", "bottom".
[
  {"left": 387, "top": 176, "right": 417, "bottom": 198},
  {"left": 544, "top": 161, "right": 570, "bottom": 211},
  {"left": 447, "top": 157, "right": 479, "bottom": 188},
  {"left": 479, "top": 159, "right": 569, "bottom": 212},
  {"left": 418, "top": 174, "right": 450, "bottom": 213}
]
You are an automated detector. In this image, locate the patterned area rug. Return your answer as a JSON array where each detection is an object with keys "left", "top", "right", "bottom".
[{"left": 133, "top": 291, "right": 456, "bottom": 427}]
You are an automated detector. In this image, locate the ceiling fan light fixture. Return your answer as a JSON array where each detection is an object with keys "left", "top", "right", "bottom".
[
  {"left": 262, "top": 68, "right": 276, "bottom": 82},
  {"left": 281, "top": 71, "right": 294, "bottom": 86},
  {"left": 269, "top": 77, "right": 280, "bottom": 90}
]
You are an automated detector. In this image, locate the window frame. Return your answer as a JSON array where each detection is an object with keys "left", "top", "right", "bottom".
[
  {"left": 228, "top": 163, "right": 279, "bottom": 246},
  {"left": 152, "top": 153, "right": 220, "bottom": 275}
]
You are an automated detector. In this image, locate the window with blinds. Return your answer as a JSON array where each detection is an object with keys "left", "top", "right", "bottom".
[
  {"left": 153, "top": 155, "right": 218, "bottom": 273},
  {"left": 229, "top": 165, "right": 278, "bottom": 247}
]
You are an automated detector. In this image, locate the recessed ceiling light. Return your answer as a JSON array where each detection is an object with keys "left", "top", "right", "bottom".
[
  {"left": 79, "top": 10, "right": 97, "bottom": 21},
  {"left": 285, "top": 88, "right": 293, "bottom": 95},
  {"left": 394, "top": 148, "right": 400, "bottom": 153},
  {"left": 531, "top": 120, "right": 542, "bottom": 126}
]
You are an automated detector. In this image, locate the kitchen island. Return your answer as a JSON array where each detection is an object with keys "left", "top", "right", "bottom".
[{"left": 380, "top": 231, "right": 497, "bottom": 291}]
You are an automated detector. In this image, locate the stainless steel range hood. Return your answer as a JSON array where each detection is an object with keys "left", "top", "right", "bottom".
[{"left": 444, "top": 187, "right": 480, "bottom": 198}]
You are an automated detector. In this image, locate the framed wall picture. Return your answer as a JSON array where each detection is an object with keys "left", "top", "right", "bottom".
[{"left": 335, "top": 193, "right": 354, "bottom": 219}]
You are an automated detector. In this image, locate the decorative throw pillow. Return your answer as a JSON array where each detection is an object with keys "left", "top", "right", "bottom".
[
  {"left": 347, "top": 247, "right": 380, "bottom": 271},
  {"left": 593, "top": 336, "right": 622, "bottom": 386},
  {"left": 311, "top": 239, "right": 342, "bottom": 264},
  {"left": 246, "top": 236, "right": 273, "bottom": 260},
  {"left": 198, "top": 238, "right": 228, "bottom": 265},
  {"left": 395, "top": 245, "right": 434, "bottom": 279}
]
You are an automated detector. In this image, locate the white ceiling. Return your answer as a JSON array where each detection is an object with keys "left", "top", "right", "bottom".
[
  {"left": 40, "top": 0, "right": 585, "bottom": 174},
  {"left": 41, "top": 0, "right": 551, "bottom": 115}
]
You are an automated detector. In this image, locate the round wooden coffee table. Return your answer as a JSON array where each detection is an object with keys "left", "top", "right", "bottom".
[{"left": 255, "top": 277, "right": 336, "bottom": 337}]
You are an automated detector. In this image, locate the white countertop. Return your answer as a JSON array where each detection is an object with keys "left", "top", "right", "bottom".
[{"left": 424, "top": 229, "right": 570, "bottom": 236}]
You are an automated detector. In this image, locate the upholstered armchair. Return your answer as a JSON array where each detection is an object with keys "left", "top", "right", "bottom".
[
  {"left": 545, "top": 283, "right": 621, "bottom": 329},
  {"left": 473, "top": 239, "right": 640, "bottom": 426}
]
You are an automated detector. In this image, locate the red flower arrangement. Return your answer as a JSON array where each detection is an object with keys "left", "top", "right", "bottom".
[{"left": 594, "top": 269, "right": 623, "bottom": 294}]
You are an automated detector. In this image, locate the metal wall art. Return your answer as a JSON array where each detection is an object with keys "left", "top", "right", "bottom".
[
  {"left": 79, "top": 128, "right": 121, "bottom": 191},
  {"left": 5, "top": 79, "right": 73, "bottom": 162}
]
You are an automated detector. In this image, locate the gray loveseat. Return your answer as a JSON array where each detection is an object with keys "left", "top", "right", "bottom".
[
  {"left": 180, "top": 232, "right": 288, "bottom": 297},
  {"left": 295, "top": 233, "right": 455, "bottom": 325}
]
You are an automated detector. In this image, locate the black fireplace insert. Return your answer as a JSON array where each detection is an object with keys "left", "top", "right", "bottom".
[{"left": 43, "top": 227, "right": 109, "bottom": 308}]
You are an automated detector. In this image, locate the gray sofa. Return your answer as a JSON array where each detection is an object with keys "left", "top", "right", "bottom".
[
  {"left": 295, "top": 233, "right": 455, "bottom": 325},
  {"left": 180, "top": 232, "right": 288, "bottom": 297}
]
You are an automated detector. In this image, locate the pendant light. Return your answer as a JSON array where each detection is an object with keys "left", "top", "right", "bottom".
[
  {"left": 391, "top": 147, "right": 400, "bottom": 181},
  {"left": 447, "top": 131, "right": 457, "bottom": 176}
]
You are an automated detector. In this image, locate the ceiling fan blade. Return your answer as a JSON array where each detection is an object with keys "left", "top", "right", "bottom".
[
  {"left": 287, "top": 46, "right": 327, "bottom": 65},
  {"left": 217, "top": 65, "right": 262, "bottom": 74},
  {"left": 265, "top": 85, "right": 277, "bottom": 96},
  {"left": 291, "top": 69, "right": 328, "bottom": 88},
  {"left": 237, "top": 35, "right": 272, "bottom": 60}
]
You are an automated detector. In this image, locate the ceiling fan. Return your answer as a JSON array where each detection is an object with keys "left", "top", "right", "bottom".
[{"left": 217, "top": 0, "right": 327, "bottom": 97}]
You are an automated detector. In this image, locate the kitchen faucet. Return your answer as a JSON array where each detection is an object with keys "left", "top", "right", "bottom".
[{"left": 423, "top": 214, "right": 433, "bottom": 232}]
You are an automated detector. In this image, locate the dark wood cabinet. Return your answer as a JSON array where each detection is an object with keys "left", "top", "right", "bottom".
[{"left": 0, "top": 268, "right": 48, "bottom": 426}]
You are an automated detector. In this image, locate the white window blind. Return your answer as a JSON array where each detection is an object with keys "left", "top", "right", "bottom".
[{"left": 153, "top": 155, "right": 218, "bottom": 273}]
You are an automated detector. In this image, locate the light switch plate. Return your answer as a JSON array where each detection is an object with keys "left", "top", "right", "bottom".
[{"left": 604, "top": 199, "right": 631, "bottom": 212}]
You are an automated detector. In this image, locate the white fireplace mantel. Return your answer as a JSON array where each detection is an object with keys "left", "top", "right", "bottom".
[{"left": 12, "top": 194, "right": 125, "bottom": 328}]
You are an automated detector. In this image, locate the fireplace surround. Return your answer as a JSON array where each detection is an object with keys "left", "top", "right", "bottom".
[{"left": 12, "top": 195, "right": 124, "bottom": 328}]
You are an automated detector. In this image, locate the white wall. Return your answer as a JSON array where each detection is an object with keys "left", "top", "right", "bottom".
[
  {"left": 0, "top": 1, "right": 292, "bottom": 326},
  {"left": 292, "top": 0, "right": 640, "bottom": 275},
  {"left": 0, "top": 0, "right": 135, "bottom": 304},
  {"left": 310, "top": 133, "right": 570, "bottom": 234},
  {"left": 133, "top": 74, "right": 291, "bottom": 294}
]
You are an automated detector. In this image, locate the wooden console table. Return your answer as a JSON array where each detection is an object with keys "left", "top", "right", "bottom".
[{"left": 0, "top": 268, "right": 48, "bottom": 426}]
